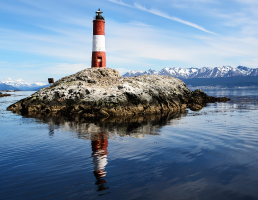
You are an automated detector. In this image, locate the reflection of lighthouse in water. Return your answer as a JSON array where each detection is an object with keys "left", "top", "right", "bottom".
[{"left": 91, "top": 133, "right": 109, "bottom": 191}]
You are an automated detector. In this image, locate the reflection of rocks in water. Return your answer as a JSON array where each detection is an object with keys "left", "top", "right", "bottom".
[
  {"left": 23, "top": 112, "right": 187, "bottom": 194},
  {"left": 91, "top": 133, "right": 109, "bottom": 191},
  {"left": 24, "top": 112, "right": 188, "bottom": 140}
]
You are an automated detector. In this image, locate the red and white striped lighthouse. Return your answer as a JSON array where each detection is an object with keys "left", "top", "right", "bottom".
[{"left": 91, "top": 9, "right": 106, "bottom": 68}]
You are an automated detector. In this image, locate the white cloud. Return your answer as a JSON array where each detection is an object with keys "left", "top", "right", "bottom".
[
  {"left": 0, "top": 27, "right": 91, "bottom": 62},
  {"left": 134, "top": 3, "right": 216, "bottom": 35},
  {"left": 0, "top": 1, "right": 44, "bottom": 17},
  {"left": 127, "top": 21, "right": 152, "bottom": 27},
  {"left": 0, "top": 61, "right": 11, "bottom": 67},
  {"left": 44, "top": 63, "right": 90, "bottom": 75},
  {"left": 59, "top": 17, "right": 92, "bottom": 29},
  {"left": 108, "top": 0, "right": 216, "bottom": 34},
  {"left": 0, "top": 62, "right": 90, "bottom": 84},
  {"left": 108, "top": 0, "right": 133, "bottom": 7},
  {"left": 106, "top": 18, "right": 258, "bottom": 69}
]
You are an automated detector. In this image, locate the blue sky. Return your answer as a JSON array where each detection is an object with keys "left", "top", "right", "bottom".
[{"left": 1, "top": 0, "right": 258, "bottom": 83}]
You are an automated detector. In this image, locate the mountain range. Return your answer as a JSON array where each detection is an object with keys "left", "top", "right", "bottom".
[
  {"left": 123, "top": 66, "right": 258, "bottom": 87},
  {"left": 2, "top": 66, "right": 258, "bottom": 90},
  {"left": 0, "top": 78, "right": 48, "bottom": 91},
  {"left": 123, "top": 66, "right": 258, "bottom": 79}
]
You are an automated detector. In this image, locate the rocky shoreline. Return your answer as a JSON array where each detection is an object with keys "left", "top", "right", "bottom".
[
  {"left": 0, "top": 92, "right": 11, "bottom": 97},
  {"left": 6, "top": 68, "right": 230, "bottom": 117}
]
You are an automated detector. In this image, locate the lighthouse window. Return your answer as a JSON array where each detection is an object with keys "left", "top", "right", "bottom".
[{"left": 97, "top": 57, "right": 102, "bottom": 62}]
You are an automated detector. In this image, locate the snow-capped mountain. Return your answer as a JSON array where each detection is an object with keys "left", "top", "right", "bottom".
[
  {"left": 0, "top": 78, "right": 48, "bottom": 91},
  {"left": 123, "top": 66, "right": 258, "bottom": 79},
  {"left": 0, "top": 83, "right": 18, "bottom": 90}
]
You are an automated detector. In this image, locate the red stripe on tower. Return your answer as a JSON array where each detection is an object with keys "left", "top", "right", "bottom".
[{"left": 91, "top": 9, "right": 106, "bottom": 68}]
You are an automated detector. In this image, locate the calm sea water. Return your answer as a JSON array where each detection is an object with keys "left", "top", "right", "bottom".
[{"left": 1, "top": 88, "right": 258, "bottom": 200}]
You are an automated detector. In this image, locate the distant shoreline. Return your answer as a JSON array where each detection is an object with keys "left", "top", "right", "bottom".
[{"left": 182, "top": 76, "right": 258, "bottom": 88}]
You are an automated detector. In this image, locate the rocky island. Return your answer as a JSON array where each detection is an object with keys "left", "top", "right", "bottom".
[
  {"left": 7, "top": 68, "right": 230, "bottom": 117},
  {"left": 0, "top": 92, "right": 11, "bottom": 97}
]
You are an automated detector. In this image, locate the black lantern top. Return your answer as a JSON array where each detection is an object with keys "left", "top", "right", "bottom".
[{"left": 95, "top": 9, "right": 104, "bottom": 20}]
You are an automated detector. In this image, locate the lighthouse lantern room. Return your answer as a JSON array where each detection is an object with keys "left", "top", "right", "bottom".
[{"left": 91, "top": 9, "right": 106, "bottom": 68}]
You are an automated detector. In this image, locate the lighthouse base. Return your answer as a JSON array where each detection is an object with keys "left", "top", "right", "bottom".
[{"left": 92, "top": 52, "right": 106, "bottom": 68}]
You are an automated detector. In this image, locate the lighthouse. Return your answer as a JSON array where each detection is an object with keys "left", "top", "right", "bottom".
[{"left": 91, "top": 9, "right": 106, "bottom": 68}]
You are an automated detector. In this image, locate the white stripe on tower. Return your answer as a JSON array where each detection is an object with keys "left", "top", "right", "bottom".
[{"left": 92, "top": 35, "right": 105, "bottom": 52}]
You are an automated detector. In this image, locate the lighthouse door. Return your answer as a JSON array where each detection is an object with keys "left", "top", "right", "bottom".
[{"left": 97, "top": 57, "right": 102, "bottom": 67}]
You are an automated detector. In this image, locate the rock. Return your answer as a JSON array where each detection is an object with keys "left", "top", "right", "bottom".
[
  {"left": 6, "top": 68, "right": 230, "bottom": 117},
  {"left": 0, "top": 92, "right": 11, "bottom": 97},
  {"left": 187, "top": 89, "right": 230, "bottom": 111}
]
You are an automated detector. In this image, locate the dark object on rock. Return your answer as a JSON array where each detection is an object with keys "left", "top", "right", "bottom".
[
  {"left": 6, "top": 68, "right": 230, "bottom": 117},
  {"left": 48, "top": 78, "right": 54, "bottom": 84},
  {"left": 0, "top": 92, "right": 11, "bottom": 97}
]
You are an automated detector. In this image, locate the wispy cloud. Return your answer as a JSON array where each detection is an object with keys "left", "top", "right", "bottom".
[
  {"left": 0, "top": 62, "right": 90, "bottom": 83},
  {"left": 0, "top": 27, "right": 91, "bottom": 61},
  {"left": 108, "top": 0, "right": 216, "bottom": 34},
  {"left": 108, "top": 0, "right": 133, "bottom": 7},
  {"left": 106, "top": 18, "right": 258, "bottom": 69},
  {"left": 44, "top": 63, "right": 90, "bottom": 75}
]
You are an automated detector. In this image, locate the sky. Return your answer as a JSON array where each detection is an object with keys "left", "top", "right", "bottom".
[{"left": 1, "top": 0, "right": 258, "bottom": 83}]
